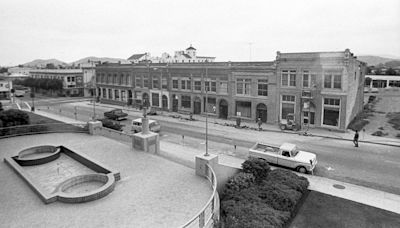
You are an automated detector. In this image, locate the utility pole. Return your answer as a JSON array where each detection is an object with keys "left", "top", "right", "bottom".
[{"left": 248, "top": 42, "right": 253, "bottom": 61}]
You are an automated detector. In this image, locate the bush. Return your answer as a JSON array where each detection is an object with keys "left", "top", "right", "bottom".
[
  {"left": 242, "top": 157, "right": 271, "bottom": 181},
  {"left": 266, "top": 169, "right": 309, "bottom": 193},
  {"left": 371, "top": 130, "right": 388, "bottom": 136},
  {"left": 220, "top": 161, "right": 310, "bottom": 228},
  {"left": 0, "top": 109, "right": 30, "bottom": 127},
  {"left": 222, "top": 172, "right": 255, "bottom": 198},
  {"left": 223, "top": 201, "right": 290, "bottom": 228}
]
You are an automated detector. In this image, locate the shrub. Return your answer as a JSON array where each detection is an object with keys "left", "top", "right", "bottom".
[
  {"left": 371, "top": 130, "right": 388, "bottom": 136},
  {"left": 266, "top": 169, "right": 309, "bottom": 193},
  {"left": 222, "top": 172, "right": 255, "bottom": 198},
  {"left": 223, "top": 200, "right": 290, "bottom": 228},
  {"left": 0, "top": 109, "right": 30, "bottom": 127},
  {"left": 242, "top": 157, "right": 271, "bottom": 181}
]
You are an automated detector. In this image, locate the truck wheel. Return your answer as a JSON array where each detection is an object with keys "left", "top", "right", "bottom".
[
  {"left": 280, "top": 125, "right": 286, "bottom": 130},
  {"left": 297, "top": 166, "right": 307, "bottom": 174}
]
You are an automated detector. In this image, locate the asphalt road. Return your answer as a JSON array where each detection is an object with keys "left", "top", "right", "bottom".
[{"left": 26, "top": 97, "right": 400, "bottom": 195}]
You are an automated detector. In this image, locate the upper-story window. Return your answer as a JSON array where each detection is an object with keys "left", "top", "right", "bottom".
[
  {"left": 236, "top": 78, "right": 251, "bottom": 95},
  {"left": 302, "top": 71, "right": 316, "bottom": 88},
  {"left": 143, "top": 75, "right": 149, "bottom": 88},
  {"left": 324, "top": 74, "right": 341, "bottom": 89},
  {"left": 120, "top": 74, "right": 124, "bottom": 85},
  {"left": 172, "top": 78, "right": 179, "bottom": 89},
  {"left": 282, "top": 70, "right": 296, "bottom": 87},
  {"left": 135, "top": 75, "right": 142, "bottom": 88},
  {"left": 194, "top": 80, "right": 201, "bottom": 91},
  {"left": 205, "top": 79, "right": 216, "bottom": 93},
  {"left": 257, "top": 79, "right": 268, "bottom": 96},
  {"left": 219, "top": 81, "right": 228, "bottom": 94},
  {"left": 108, "top": 74, "right": 112, "bottom": 84},
  {"left": 162, "top": 76, "right": 168, "bottom": 89},
  {"left": 153, "top": 78, "right": 159, "bottom": 89},
  {"left": 181, "top": 78, "right": 192, "bottom": 90}
]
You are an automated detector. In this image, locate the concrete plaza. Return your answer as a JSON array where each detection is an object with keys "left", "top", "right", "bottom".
[{"left": 0, "top": 133, "right": 211, "bottom": 228}]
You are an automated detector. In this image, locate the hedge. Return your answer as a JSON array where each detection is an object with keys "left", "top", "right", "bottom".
[{"left": 220, "top": 158, "right": 309, "bottom": 228}]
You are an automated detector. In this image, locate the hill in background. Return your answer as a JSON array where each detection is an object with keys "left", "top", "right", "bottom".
[
  {"left": 23, "top": 59, "right": 67, "bottom": 68},
  {"left": 358, "top": 55, "right": 400, "bottom": 67},
  {"left": 71, "top": 56, "right": 130, "bottom": 65}
]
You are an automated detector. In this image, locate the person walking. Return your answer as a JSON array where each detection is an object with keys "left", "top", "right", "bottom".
[
  {"left": 353, "top": 130, "right": 359, "bottom": 147},
  {"left": 257, "top": 117, "right": 262, "bottom": 131}
]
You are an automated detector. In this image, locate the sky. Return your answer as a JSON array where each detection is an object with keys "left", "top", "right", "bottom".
[{"left": 0, "top": 0, "right": 399, "bottom": 66}]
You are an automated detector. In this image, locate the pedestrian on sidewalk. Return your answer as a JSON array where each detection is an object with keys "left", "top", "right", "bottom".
[
  {"left": 353, "top": 130, "right": 359, "bottom": 147},
  {"left": 257, "top": 117, "right": 262, "bottom": 131}
]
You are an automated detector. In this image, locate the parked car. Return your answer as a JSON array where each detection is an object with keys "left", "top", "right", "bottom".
[
  {"left": 104, "top": 109, "right": 128, "bottom": 121},
  {"left": 98, "top": 118, "right": 124, "bottom": 131},
  {"left": 131, "top": 118, "right": 161, "bottom": 133},
  {"left": 249, "top": 142, "right": 317, "bottom": 173}
]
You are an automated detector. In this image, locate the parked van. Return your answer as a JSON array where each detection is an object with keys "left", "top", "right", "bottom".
[{"left": 131, "top": 118, "right": 161, "bottom": 133}]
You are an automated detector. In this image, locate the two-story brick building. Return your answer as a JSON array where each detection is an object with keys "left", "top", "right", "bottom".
[
  {"left": 95, "top": 49, "right": 366, "bottom": 131},
  {"left": 95, "top": 62, "right": 276, "bottom": 123}
]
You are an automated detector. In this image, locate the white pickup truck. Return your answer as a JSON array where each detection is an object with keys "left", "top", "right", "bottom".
[{"left": 249, "top": 142, "right": 317, "bottom": 173}]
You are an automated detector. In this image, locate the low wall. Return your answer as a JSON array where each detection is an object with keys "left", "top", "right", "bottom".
[
  {"left": 15, "top": 145, "right": 61, "bottom": 166},
  {"left": 55, "top": 173, "right": 117, "bottom": 203},
  {"left": 93, "top": 126, "right": 133, "bottom": 143}
]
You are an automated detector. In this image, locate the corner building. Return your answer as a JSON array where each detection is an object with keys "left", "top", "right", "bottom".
[{"left": 276, "top": 49, "right": 366, "bottom": 131}]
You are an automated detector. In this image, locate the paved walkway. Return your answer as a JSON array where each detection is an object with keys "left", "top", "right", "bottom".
[
  {"left": 31, "top": 104, "right": 400, "bottom": 215},
  {"left": 0, "top": 133, "right": 212, "bottom": 228}
]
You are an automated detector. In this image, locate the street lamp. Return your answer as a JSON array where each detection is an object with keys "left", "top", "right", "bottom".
[
  {"left": 204, "top": 67, "right": 209, "bottom": 156},
  {"left": 92, "top": 87, "right": 96, "bottom": 120}
]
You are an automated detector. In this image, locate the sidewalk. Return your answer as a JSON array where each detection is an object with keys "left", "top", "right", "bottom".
[
  {"left": 32, "top": 106, "right": 400, "bottom": 215},
  {"left": 68, "top": 101, "right": 400, "bottom": 147}
]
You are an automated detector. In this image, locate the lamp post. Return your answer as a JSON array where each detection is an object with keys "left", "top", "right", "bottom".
[
  {"left": 204, "top": 67, "right": 209, "bottom": 156},
  {"left": 92, "top": 87, "right": 96, "bottom": 120}
]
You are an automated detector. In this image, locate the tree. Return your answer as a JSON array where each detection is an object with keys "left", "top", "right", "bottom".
[
  {"left": 386, "top": 68, "right": 396, "bottom": 75},
  {"left": 365, "top": 77, "right": 372, "bottom": 86},
  {"left": 45, "top": 63, "right": 56, "bottom": 69}
]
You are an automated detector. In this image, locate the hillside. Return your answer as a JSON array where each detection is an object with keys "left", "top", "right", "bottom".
[
  {"left": 71, "top": 56, "right": 130, "bottom": 65},
  {"left": 358, "top": 55, "right": 400, "bottom": 67},
  {"left": 23, "top": 59, "right": 67, "bottom": 68}
]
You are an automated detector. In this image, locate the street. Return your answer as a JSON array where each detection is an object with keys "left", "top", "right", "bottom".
[{"left": 19, "top": 97, "right": 400, "bottom": 195}]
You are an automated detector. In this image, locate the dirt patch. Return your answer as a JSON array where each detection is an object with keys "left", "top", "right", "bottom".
[{"left": 362, "top": 89, "right": 400, "bottom": 139}]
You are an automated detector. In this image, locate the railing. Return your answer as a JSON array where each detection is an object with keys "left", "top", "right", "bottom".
[
  {"left": 180, "top": 164, "right": 219, "bottom": 228},
  {"left": 0, "top": 123, "right": 89, "bottom": 139}
]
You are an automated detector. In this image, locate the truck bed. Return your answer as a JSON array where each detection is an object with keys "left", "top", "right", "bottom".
[{"left": 251, "top": 143, "right": 280, "bottom": 153}]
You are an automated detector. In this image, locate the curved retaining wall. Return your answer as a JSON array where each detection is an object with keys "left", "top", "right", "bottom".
[
  {"left": 55, "top": 173, "right": 117, "bottom": 203},
  {"left": 14, "top": 145, "right": 61, "bottom": 166}
]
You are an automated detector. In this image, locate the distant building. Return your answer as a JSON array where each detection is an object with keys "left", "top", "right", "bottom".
[
  {"left": 366, "top": 74, "right": 400, "bottom": 88},
  {"left": 0, "top": 78, "right": 12, "bottom": 100},
  {"left": 276, "top": 49, "right": 367, "bottom": 131},
  {"left": 128, "top": 53, "right": 150, "bottom": 64},
  {"left": 30, "top": 69, "right": 84, "bottom": 96},
  {"left": 128, "top": 46, "right": 215, "bottom": 64},
  {"left": 7, "top": 67, "right": 32, "bottom": 75}
]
